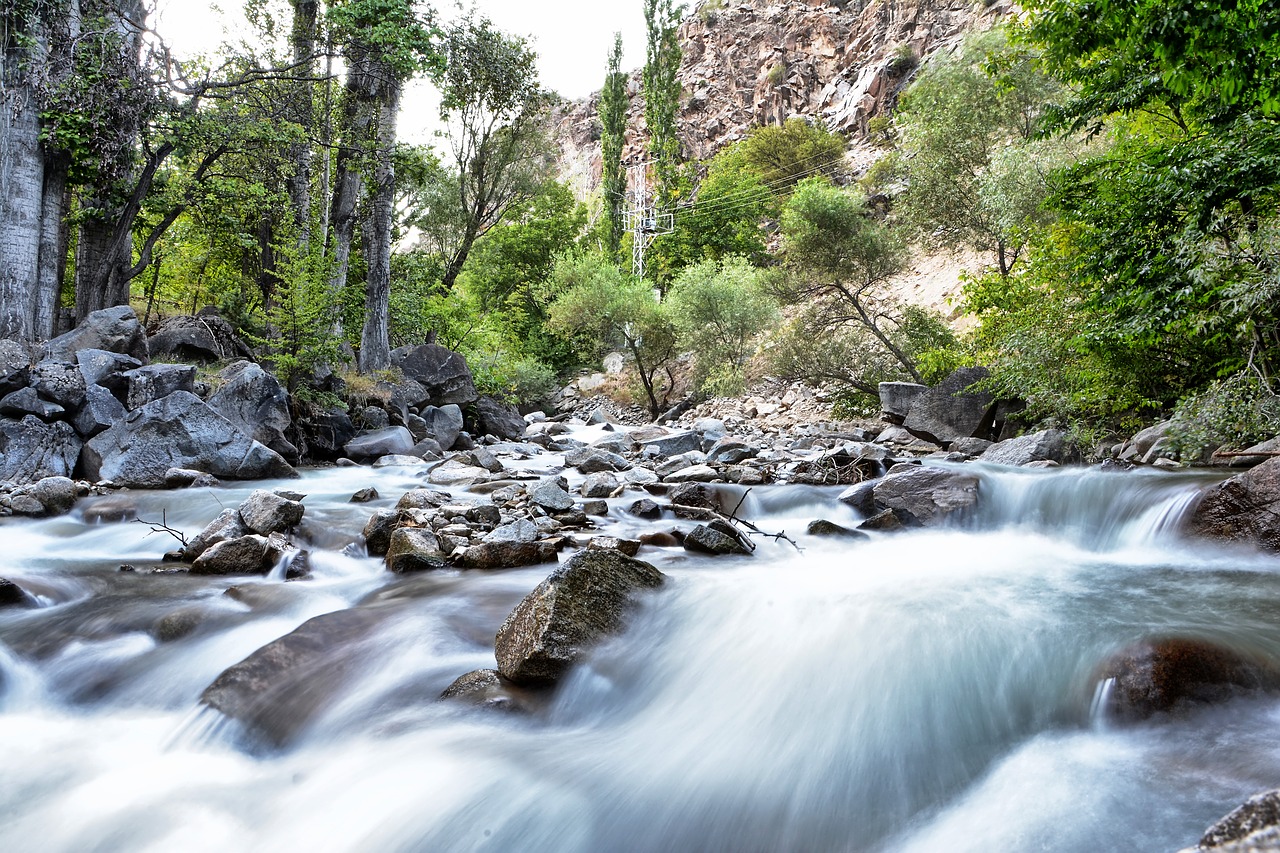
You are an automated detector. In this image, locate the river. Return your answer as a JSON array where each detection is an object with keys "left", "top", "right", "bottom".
[{"left": 2, "top": 453, "right": 1278, "bottom": 852}]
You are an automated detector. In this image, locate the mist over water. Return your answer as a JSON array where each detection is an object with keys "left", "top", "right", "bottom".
[{"left": 3, "top": 461, "right": 1279, "bottom": 852}]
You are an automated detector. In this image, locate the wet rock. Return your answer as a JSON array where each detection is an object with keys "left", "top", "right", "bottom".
[
  {"left": 871, "top": 466, "right": 980, "bottom": 526},
  {"left": 1188, "top": 789, "right": 1280, "bottom": 852},
  {"left": 566, "top": 447, "right": 629, "bottom": 474},
  {"left": 372, "top": 454, "right": 429, "bottom": 468},
  {"left": 1096, "top": 637, "right": 1280, "bottom": 722},
  {"left": 29, "top": 476, "right": 77, "bottom": 516},
  {"left": 665, "top": 464, "right": 719, "bottom": 484},
  {"left": 807, "top": 519, "right": 868, "bottom": 539},
  {"left": 857, "top": 508, "right": 915, "bottom": 532},
  {"left": 207, "top": 361, "right": 297, "bottom": 462},
  {"left": 1184, "top": 458, "right": 1280, "bottom": 552},
  {"left": 362, "top": 509, "right": 401, "bottom": 557},
  {"left": 582, "top": 499, "right": 609, "bottom": 516},
  {"left": 655, "top": 451, "right": 708, "bottom": 477},
  {"left": 495, "top": 549, "right": 666, "bottom": 685},
  {"left": 950, "top": 437, "right": 995, "bottom": 456},
  {"left": 184, "top": 509, "right": 250, "bottom": 561},
  {"left": 981, "top": 429, "right": 1075, "bottom": 466},
  {"left": 427, "top": 459, "right": 490, "bottom": 486},
  {"left": 238, "top": 490, "right": 305, "bottom": 536},
  {"left": 386, "top": 528, "right": 447, "bottom": 573},
  {"left": 684, "top": 521, "right": 752, "bottom": 556},
  {"left": 343, "top": 426, "right": 414, "bottom": 462},
  {"left": 0, "top": 387, "right": 65, "bottom": 420},
  {"left": 879, "top": 381, "right": 928, "bottom": 423},
  {"left": 639, "top": 430, "right": 703, "bottom": 457},
  {"left": 0, "top": 416, "right": 82, "bottom": 484},
  {"left": 165, "top": 467, "right": 219, "bottom": 488},
  {"left": 529, "top": 477, "right": 574, "bottom": 512},
  {"left": 81, "top": 494, "right": 138, "bottom": 524},
  {"left": 628, "top": 498, "right": 663, "bottom": 520},
  {"left": 391, "top": 344, "right": 478, "bottom": 407},
  {"left": 30, "top": 359, "right": 86, "bottom": 409},
  {"left": 42, "top": 305, "right": 148, "bottom": 363},
  {"left": 83, "top": 392, "right": 295, "bottom": 488},
  {"left": 837, "top": 481, "right": 878, "bottom": 515},
  {"left": 0, "top": 578, "right": 37, "bottom": 608},
  {"left": 640, "top": 530, "right": 683, "bottom": 548},
  {"left": 484, "top": 519, "right": 538, "bottom": 544},
  {"left": 117, "top": 363, "right": 197, "bottom": 410},
  {"left": 467, "top": 395, "right": 526, "bottom": 440},
  {"left": 587, "top": 536, "right": 642, "bottom": 557},
  {"left": 201, "top": 607, "right": 387, "bottom": 745},
  {"left": 666, "top": 482, "right": 722, "bottom": 511},
  {"left": 191, "top": 534, "right": 284, "bottom": 576},
  {"left": 439, "top": 668, "right": 544, "bottom": 713},
  {"left": 285, "top": 550, "right": 313, "bottom": 580},
  {"left": 581, "top": 472, "right": 622, "bottom": 499},
  {"left": 902, "top": 367, "right": 998, "bottom": 445},
  {"left": 591, "top": 432, "right": 633, "bottom": 455},
  {"left": 350, "top": 487, "right": 379, "bottom": 503},
  {"left": 8, "top": 495, "right": 45, "bottom": 516},
  {"left": 454, "top": 540, "right": 558, "bottom": 570},
  {"left": 154, "top": 606, "right": 214, "bottom": 642},
  {"left": 295, "top": 407, "right": 356, "bottom": 462}
]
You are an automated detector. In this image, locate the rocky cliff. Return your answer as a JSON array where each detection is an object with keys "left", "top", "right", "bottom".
[{"left": 555, "top": 0, "right": 1012, "bottom": 193}]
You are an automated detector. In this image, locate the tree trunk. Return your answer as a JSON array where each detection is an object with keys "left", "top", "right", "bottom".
[
  {"left": 34, "top": 156, "right": 70, "bottom": 339},
  {"left": 358, "top": 72, "right": 401, "bottom": 373},
  {"left": 286, "top": 0, "right": 318, "bottom": 249},
  {"left": 0, "top": 25, "right": 47, "bottom": 342},
  {"left": 74, "top": 211, "right": 130, "bottom": 321}
]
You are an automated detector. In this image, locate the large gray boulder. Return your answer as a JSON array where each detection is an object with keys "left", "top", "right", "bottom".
[
  {"left": 73, "top": 384, "right": 127, "bottom": 438},
  {"left": 980, "top": 429, "right": 1076, "bottom": 466},
  {"left": 343, "top": 426, "right": 415, "bottom": 462},
  {"left": 147, "top": 312, "right": 252, "bottom": 363},
  {"left": 190, "top": 534, "right": 285, "bottom": 576},
  {"left": 385, "top": 527, "right": 447, "bottom": 573},
  {"left": 29, "top": 359, "right": 86, "bottom": 409},
  {"left": 903, "top": 367, "right": 998, "bottom": 445},
  {"left": 879, "top": 381, "right": 928, "bottom": 423},
  {"left": 117, "top": 363, "right": 196, "bottom": 410},
  {"left": 0, "top": 339, "right": 31, "bottom": 395},
  {"left": 0, "top": 388, "right": 65, "bottom": 420},
  {"left": 871, "top": 465, "right": 980, "bottom": 526},
  {"left": 390, "top": 343, "right": 478, "bottom": 407},
  {"left": 207, "top": 361, "right": 297, "bottom": 462},
  {"left": 419, "top": 405, "right": 463, "bottom": 451},
  {"left": 237, "top": 489, "right": 304, "bottom": 535},
  {"left": 0, "top": 416, "right": 82, "bottom": 483},
  {"left": 468, "top": 395, "right": 525, "bottom": 441},
  {"left": 43, "top": 305, "right": 148, "bottom": 363},
  {"left": 495, "top": 549, "right": 665, "bottom": 685},
  {"left": 295, "top": 407, "right": 356, "bottom": 462},
  {"left": 1184, "top": 458, "right": 1280, "bottom": 552},
  {"left": 82, "top": 391, "right": 295, "bottom": 488}
]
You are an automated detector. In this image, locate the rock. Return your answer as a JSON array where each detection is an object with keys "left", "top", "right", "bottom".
[
  {"left": 238, "top": 490, "right": 304, "bottom": 536},
  {"left": 75, "top": 348, "right": 142, "bottom": 388},
  {"left": 396, "top": 489, "right": 449, "bottom": 511},
  {"left": 420, "top": 405, "right": 464, "bottom": 451},
  {"left": 857, "top": 509, "right": 914, "bottom": 532},
  {"left": 484, "top": 519, "right": 539, "bottom": 544},
  {"left": 391, "top": 344, "right": 478, "bottom": 406},
  {"left": 29, "top": 476, "right": 77, "bottom": 516},
  {"left": 201, "top": 607, "right": 386, "bottom": 745},
  {"left": 386, "top": 528, "right": 447, "bottom": 573},
  {"left": 73, "top": 384, "right": 127, "bottom": 438},
  {"left": 639, "top": 430, "right": 703, "bottom": 458},
  {"left": 42, "top": 305, "right": 148, "bottom": 363},
  {"left": 872, "top": 466, "right": 980, "bottom": 526},
  {"left": 902, "top": 367, "right": 998, "bottom": 445},
  {"left": 950, "top": 437, "right": 995, "bottom": 456},
  {"left": 707, "top": 438, "right": 758, "bottom": 464},
  {"left": 529, "top": 477, "right": 575, "bottom": 512},
  {"left": 1122, "top": 421, "right": 1173, "bottom": 462},
  {"left": 295, "top": 408, "right": 356, "bottom": 462},
  {"left": 567, "top": 447, "right": 630, "bottom": 474},
  {"left": 454, "top": 541, "right": 558, "bottom": 570},
  {"left": 0, "top": 387, "right": 65, "bottom": 420},
  {"left": 837, "top": 481, "right": 878, "bottom": 515},
  {"left": 82, "top": 392, "right": 295, "bottom": 488},
  {"left": 165, "top": 467, "right": 219, "bottom": 488},
  {"left": 592, "top": 432, "right": 633, "bottom": 454},
  {"left": 1184, "top": 458, "right": 1280, "bottom": 552},
  {"left": 29, "top": 359, "right": 86, "bottom": 409},
  {"left": 628, "top": 498, "right": 663, "bottom": 520},
  {"left": 81, "top": 494, "right": 138, "bottom": 524},
  {"left": 468, "top": 395, "right": 526, "bottom": 440},
  {"left": 667, "top": 482, "right": 722, "bottom": 511},
  {"left": 148, "top": 312, "right": 251, "bottom": 362},
  {"left": 343, "top": 426, "right": 415, "bottom": 462},
  {"left": 0, "top": 417, "right": 82, "bottom": 484},
  {"left": 438, "top": 668, "right": 543, "bottom": 713},
  {"left": 665, "top": 464, "right": 719, "bottom": 483},
  {"left": 1191, "top": 789, "right": 1280, "bottom": 852},
  {"left": 0, "top": 339, "right": 31, "bottom": 395},
  {"left": 587, "top": 536, "right": 642, "bottom": 557},
  {"left": 372, "top": 454, "right": 429, "bottom": 468},
  {"left": 495, "top": 549, "right": 665, "bottom": 685},
  {"left": 0, "top": 578, "right": 37, "bottom": 608},
  {"left": 191, "top": 534, "right": 284, "bottom": 576},
  {"left": 581, "top": 472, "right": 622, "bottom": 498},
  {"left": 350, "top": 487, "right": 379, "bottom": 503},
  {"left": 1095, "top": 637, "right": 1280, "bottom": 722},
  {"left": 1220, "top": 436, "right": 1280, "bottom": 469},
  {"left": 807, "top": 519, "right": 868, "bottom": 539},
  {"left": 981, "top": 429, "right": 1075, "bottom": 466},
  {"left": 684, "top": 521, "right": 752, "bottom": 555},
  {"left": 184, "top": 509, "right": 249, "bottom": 561},
  {"left": 409, "top": 437, "right": 445, "bottom": 460},
  {"left": 154, "top": 606, "right": 214, "bottom": 642},
  {"left": 362, "top": 509, "right": 401, "bottom": 557},
  {"left": 427, "top": 459, "right": 491, "bottom": 486},
  {"left": 207, "top": 361, "right": 297, "bottom": 462},
  {"left": 878, "top": 381, "right": 928, "bottom": 423}
]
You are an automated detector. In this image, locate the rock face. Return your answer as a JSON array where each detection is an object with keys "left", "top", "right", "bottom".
[
  {"left": 495, "top": 549, "right": 666, "bottom": 685},
  {"left": 1184, "top": 458, "right": 1280, "bottom": 552},
  {"left": 1188, "top": 789, "right": 1280, "bottom": 852},
  {"left": 391, "top": 344, "right": 478, "bottom": 407},
  {"left": 1095, "top": 637, "right": 1280, "bottom": 722},
  {"left": 207, "top": 362, "right": 297, "bottom": 462},
  {"left": 82, "top": 391, "right": 295, "bottom": 487},
  {"left": 43, "top": 305, "right": 148, "bottom": 363},
  {"left": 0, "top": 416, "right": 82, "bottom": 483},
  {"left": 871, "top": 465, "right": 980, "bottom": 526}
]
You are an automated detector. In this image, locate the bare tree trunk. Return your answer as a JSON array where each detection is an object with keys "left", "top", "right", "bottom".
[
  {"left": 34, "top": 156, "right": 69, "bottom": 338},
  {"left": 74, "top": 211, "right": 130, "bottom": 320},
  {"left": 358, "top": 72, "right": 401, "bottom": 373},
  {"left": 0, "top": 64, "right": 45, "bottom": 342},
  {"left": 324, "top": 51, "right": 376, "bottom": 338},
  {"left": 286, "top": 0, "right": 318, "bottom": 249}
]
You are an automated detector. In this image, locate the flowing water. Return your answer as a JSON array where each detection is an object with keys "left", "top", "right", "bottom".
[{"left": 2, "top": 456, "right": 1280, "bottom": 852}]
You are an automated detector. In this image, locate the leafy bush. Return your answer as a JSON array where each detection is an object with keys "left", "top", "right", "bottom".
[{"left": 1168, "top": 372, "right": 1280, "bottom": 457}]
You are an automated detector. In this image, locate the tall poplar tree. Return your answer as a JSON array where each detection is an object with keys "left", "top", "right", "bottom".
[{"left": 599, "top": 33, "right": 627, "bottom": 262}]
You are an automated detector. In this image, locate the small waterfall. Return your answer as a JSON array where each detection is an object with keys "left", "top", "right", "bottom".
[{"left": 1088, "top": 677, "right": 1116, "bottom": 730}]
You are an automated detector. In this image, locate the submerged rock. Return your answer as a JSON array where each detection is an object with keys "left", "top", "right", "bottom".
[
  {"left": 0, "top": 578, "right": 37, "bottom": 608},
  {"left": 1185, "top": 789, "right": 1280, "bottom": 852},
  {"left": 683, "top": 522, "right": 752, "bottom": 555},
  {"left": 495, "top": 549, "right": 666, "bottom": 685},
  {"left": 871, "top": 466, "right": 980, "bottom": 526},
  {"left": 438, "top": 669, "right": 546, "bottom": 714}
]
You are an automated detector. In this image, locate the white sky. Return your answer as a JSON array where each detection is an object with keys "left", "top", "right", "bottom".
[{"left": 151, "top": 1, "right": 649, "bottom": 142}]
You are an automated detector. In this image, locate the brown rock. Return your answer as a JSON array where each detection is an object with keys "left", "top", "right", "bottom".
[
  {"left": 1184, "top": 458, "right": 1280, "bottom": 552},
  {"left": 454, "top": 541, "right": 558, "bottom": 570}
]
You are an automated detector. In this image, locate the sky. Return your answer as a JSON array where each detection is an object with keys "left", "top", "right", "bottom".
[{"left": 151, "top": 1, "right": 649, "bottom": 141}]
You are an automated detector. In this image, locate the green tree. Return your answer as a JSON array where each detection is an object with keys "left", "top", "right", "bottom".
[
  {"left": 643, "top": 0, "right": 684, "bottom": 225},
  {"left": 737, "top": 117, "right": 846, "bottom": 192},
  {"left": 599, "top": 33, "right": 628, "bottom": 262}
]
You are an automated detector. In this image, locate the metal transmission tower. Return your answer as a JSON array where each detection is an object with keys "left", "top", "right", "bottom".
[{"left": 622, "top": 160, "right": 673, "bottom": 280}]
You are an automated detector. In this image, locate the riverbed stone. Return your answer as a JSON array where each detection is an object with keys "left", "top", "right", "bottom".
[
  {"left": 343, "top": 426, "right": 415, "bottom": 462},
  {"left": 184, "top": 509, "right": 249, "bottom": 561},
  {"left": 484, "top": 519, "right": 538, "bottom": 544},
  {"left": 684, "top": 521, "right": 752, "bottom": 556},
  {"left": 29, "top": 476, "right": 77, "bottom": 516},
  {"left": 529, "top": 477, "right": 574, "bottom": 512},
  {"left": 1184, "top": 457, "right": 1280, "bottom": 553},
  {"left": 639, "top": 430, "right": 703, "bottom": 458},
  {"left": 567, "top": 447, "right": 629, "bottom": 474},
  {"left": 427, "top": 459, "right": 490, "bottom": 486},
  {"left": 628, "top": 498, "right": 662, "bottom": 520},
  {"left": 902, "top": 367, "right": 997, "bottom": 445},
  {"left": 43, "top": 305, "right": 148, "bottom": 363},
  {"left": 0, "top": 578, "right": 37, "bottom": 608},
  {"left": 238, "top": 489, "right": 305, "bottom": 536},
  {"left": 981, "top": 429, "right": 1075, "bottom": 466},
  {"left": 83, "top": 392, "right": 294, "bottom": 487},
  {"left": 581, "top": 472, "right": 621, "bottom": 499},
  {"left": 362, "top": 509, "right": 402, "bottom": 557},
  {"left": 1188, "top": 789, "right": 1280, "bottom": 852},
  {"left": 190, "top": 534, "right": 281, "bottom": 576},
  {"left": 468, "top": 395, "right": 526, "bottom": 441},
  {"left": 807, "top": 519, "right": 868, "bottom": 539},
  {"left": 665, "top": 464, "right": 719, "bottom": 484},
  {"left": 455, "top": 540, "right": 558, "bottom": 570},
  {"left": 495, "top": 549, "right": 666, "bottom": 685},
  {"left": 0, "top": 416, "right": 82, "bottom": 484},
  {"left": 871, "top": 466, "right": 980, "bottom": 526},
  {"left": 208, "top": 361, "right": 297, "bottom": 462},
  {"left": 385, "top": 527, "right": 447, "bottom": 573},
  {"left": 391, "top": 344, "right": 478, "bottom": 407}
]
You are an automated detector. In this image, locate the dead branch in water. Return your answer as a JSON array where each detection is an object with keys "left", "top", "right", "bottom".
[{"left": 134, "top": 510, "right": 189, "bottom": 548}]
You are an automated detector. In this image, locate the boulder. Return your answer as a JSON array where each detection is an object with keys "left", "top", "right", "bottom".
[
  {"left": 566, "top": 447, "right": 630, "bottom": 474},
  {"left": 29, "top": 476, "right": 78, "bottom": 516},
  {"left": 29, "top": 359, "right": 86, "bottom": 409},
  {"left": 981, "top": 429, "right": 1076, "bottom": 466},
  {"left": 902, "top": 367, "right": 998, "bottom": 445},
  {"left": 628, "top": 498, "right": 663, "bottom": 520},
  {"left": 295, "top": 407, "right": 356, "bottom": 462},
  {"left": 1189, "top": 789, "right": 1280, "bottom": 852},
  {"left": 237, "top": 490, "right": 305, "bottom": 536},
  {"left": 147, "top": 312, "right": 252, "bottom": 362},
  {"left": 82, "top": 391, "right": 295, "bottom": 488},
  {"left": 684, "top": 522, "right": 752, "bottom": 555},
  {"left": 439, "top": 668, "right": 544, "bottom": 713},
  {"left": 0, "top": 578, "right": 37, "bottom": 608},
  {"left": 391, "top": 343, "right": 478, "bottom": 406},
  {"left": 837, "top": 481, "right": 878, "bottom": 516},
  {"left": 1094, "top": 637, "right": 1280, "bottom": 722},
  {"left": 495, "top": 549, "right": 666, "bottom": 685},
  {"left": 707, "top": 438, "right": 758, "bottom": 465},
  {"left": 117, "top": 364, "right": 197, "bottom": 410},
  {"left": 665, "top": 464, "right": 719, "bottom": 483},
  {"left": 427, "top": 459, "right": 491, "bottom": 486},
  {"left": 420, "top": 405, "right": 463, "bottom": 450},
  {"left": 201, "top": 607, "right": 386, "bottom": 745},
  {"left": 75, "top": 348, "right": 142, "bottom": 388},
  {"left": 467, "top": 395, "right": 526, "bottom": 441},
  {"left": 0, "top": 339, "right": 31, "bottom": 395},
  {"left": 529, "top": 477, "right": 574, "bottom": 512},
  {"left": 587, "top": 536, "right": 642, "bottom": 557},
  {"left": 1184, "top": 458, "right": 1280, "bottom": 552},
  {"left": 184, "top": 509, "right": 250, "bottom": 561},
  {"left": 807, "top": 519, "right": 868, "bottom": 539},
  {"left": 361, "top": 509, "right": 401, "bottom": 557},
  {"left": 639, "top": 430, "right": 703, "bottom": 458},
  {"left": 73, "top": 384, "right": 127, "bottom": 438},
  {"left": 385, "top": 527, "right": 447, "bottom": 573},
  {"left": 207, "top": 361, "right": 297, "bottom": 462},
  {"left": 165, "top": 467, "right": 219, "bottom": 488},
  {"left": 0, "top": 387, "right": 65, "bottom": 420},
  {"left": 871, "top": 466, "right": 980, "bottom": 526},
  {"left": 190, "top": 534, "right": 285, "bottom": 576},
  {"left": 349, "top": 487, "right": 379, "bottom": 503},
  {"left": 484, "top": 519, "right": 539, "bottom": 544},
  {"left": 42, "top": 305, "right": 148, "bottom": 363},
  {"left": 0, "top": 417, "right": 82, "bottom": 483},
  {"left": 667, "top": 482, "right": 723, "bottom": 511},
  {"left": 343, "top": 426, "right": 415, "bottom": 462},
  {"left": 878, "top": 381, "right": 928, "bottom": 423},
  {"left": 581, "top": 472, "right": 622, "bottom": 498},
  {"left": 454, "top": 541, "right": 558, "bottom": 570},
  {"left": 950, "top": 437, "right": 995, "bottom": 457}
]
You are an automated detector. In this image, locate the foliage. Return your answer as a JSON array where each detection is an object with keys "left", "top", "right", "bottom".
[
  {"left": 259, "top": 244, "right": 351, "bottom": 391},
  {"left": 662, "top": 146, "right": 776, "bottom": 269},
  {"left": 467, "top": 350, "right": 559, "bottom": 407},
  {"left": 599, "top": 33, "right": 628, "bottom": 262},
  {"left": 643, "top": 0, "right": 685, "bottom": 219},
  {"left": 666, "top": 256, "right": 778, "bottom": 395},
  {"left": 737, "top": 117, "right": 846, "bottom": 192},
  {"left": 1168, "top": 372, "right": 1280, "bottom": 457}
]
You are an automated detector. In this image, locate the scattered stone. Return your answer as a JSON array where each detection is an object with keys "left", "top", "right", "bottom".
[
  {"left": 664, "top": 464, "right": 719, "bottom": 484},
  {"left": 454, "top": 541, "right": 558, "bottom": 570},
  {"left": 580, "top": 472, "right": 622, "bottom": 498},
  {"left": 484, "top": 519, "right": 539, "bottom": 544},
  {"left": 420, "top": 405, "right": 464, "bottom": 451},
  {"left": 468, "top": 395, "right": 526, "bottom": 440},
  {"left": 184, "top": 509, "right": 250, "bottom": 561},
  {"left": 529, "top": 477, "right": 575, "bottom": 512},
  {"left": 807, "top": 519, "right": 868, "bottom": 539},
  {"left": 350, "top": 487, "right": 379, "bottom": 503},
  {"left": 871, "top": 466, "right": 980, "bottom": 526},
  {"left": 362, "top": 509, "right": 401, "bottom": 557},
  {"left": 372, "top": 454, "right": 430, "bottom": 468},
  {"left": 639, "top": 430, "right": 703, "bottom": 457},
  {"left": 386, "top": 528, "right": 447, "bottom": 573},
  {"left": 238, "top": 489, "right": 305, "bottom": 536},
  {"left": 495, "top": 549, "right": 666, "bottom": 685},
  {"left": 438, "top": 668, "right": 544, "bottom": 713},
  {"left": 639, "top": 530, "right": 683, "bottom": 547},
  {"left": 628, "top": 498, "right": 663, "bottom": 520},
  {"left": 427, "top": 459, "right": 491, "bottom": 486},
  {"left": 857, "top": 509, "right": 913, "bottom": 532},
  {"left": 683, "top": 521, "right": 752, "bottom": 556},
  {"left": 582, "top": 499, "right": 609, "bottom": 516}
]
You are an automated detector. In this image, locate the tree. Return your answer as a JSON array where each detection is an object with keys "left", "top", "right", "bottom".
[
  {"left": 642, "top": 0, "right": 683, "bottom": 241},
  {"left": 548, "top": 253, "right": 679, "bottom": 419},
  {"left": 599, "top": 32, "right": 628, "bottom": 262},
  {"left": 434, "top": 17, "right": 552, "bottom": 293},
  {"left": 665, "top": 144, "right": 776, "bottom": 268},
  {"left": 737, "top": 117, "right": 845, "bottom": 192}
]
